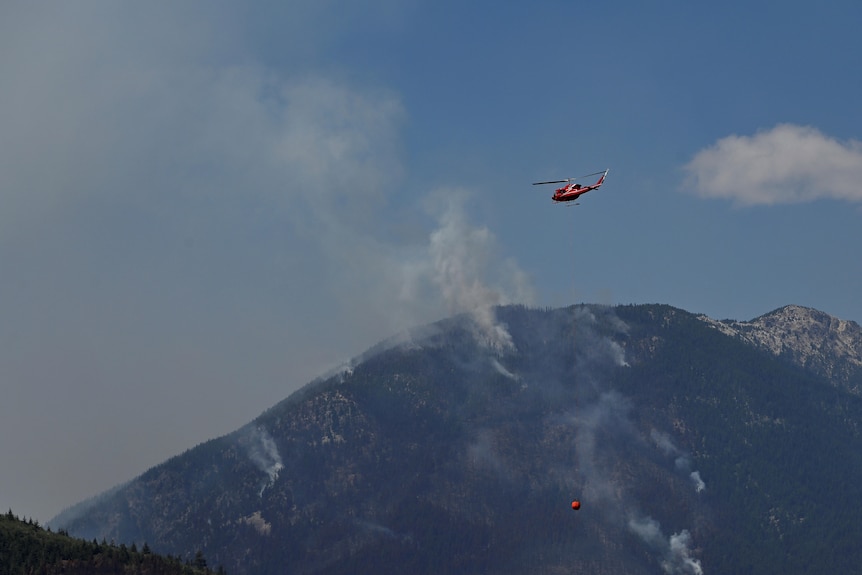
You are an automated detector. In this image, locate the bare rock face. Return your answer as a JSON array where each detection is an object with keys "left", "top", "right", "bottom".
[{"left": 700, "top": 305, "right": 862, "bottom": 394}]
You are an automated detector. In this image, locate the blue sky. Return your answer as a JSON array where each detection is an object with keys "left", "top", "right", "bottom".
[{"left": 2, "top": 1, "right": 861, "bottom": 523}]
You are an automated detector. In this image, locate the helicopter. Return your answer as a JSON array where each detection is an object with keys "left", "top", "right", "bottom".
[{"left": 533, "top": 169, "right": 609, "bottom": 203}]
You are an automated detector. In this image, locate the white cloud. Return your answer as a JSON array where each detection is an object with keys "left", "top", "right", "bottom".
[{"left": 683, "top": 124, "right": 862, "bottom": 205}]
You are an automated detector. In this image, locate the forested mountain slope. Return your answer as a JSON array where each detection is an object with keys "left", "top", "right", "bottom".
[
  {"left": 1, "top": 510, "right": 220, "bottom": 575},
  {"left": 54, "top": 304, "right": 862, "bottom": 574}
]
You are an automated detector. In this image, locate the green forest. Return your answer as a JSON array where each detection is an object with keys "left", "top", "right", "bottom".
[{"left": 0, "top": 510, "right": 224, "bottom": 575}]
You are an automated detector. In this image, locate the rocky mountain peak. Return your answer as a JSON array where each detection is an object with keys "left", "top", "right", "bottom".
[{"left": 699, "top": 305, "right": 862, "bottom": 392}]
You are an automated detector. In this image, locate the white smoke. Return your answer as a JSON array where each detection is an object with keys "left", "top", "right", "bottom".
[
  {"left": 240, "top": 511, "right": 273, "bottom": 536},
  {"left": 573, "top": 307, "right": 630, "bottom": 368},
  {"left": 628, "top": 515, "right": 665, "bottom": 549},
  {"left": 609, "top": 339, "right": 629, "bottom": 367},
  {"left": 490, "top": 358, "right": 518, "bottom": 380},
  {"left": 650, "top": 429, "right": 706, "bottom": 494},
  {"left": 628, "top": 517, "right": 703, "bottom": 575},
  {"left": 689, "top": 471, "right": 706, "bottom": 493},
  {"left": 666, "top": 530, "right": 704, "bottom": 575},
  {"left": 650, "top": 429, "right": 679, "bottom": 457},
  {"left": 564, "top": 310, "right": 638, "bottom": 506},
  {"left": 354, "top": 519, "right": 398, "bottom": 538},
  {"left": 564, "top": 315, "right": 703, "bottom": 573},
  {"left": 353, "top": 518, "right": 412, "bottom": 544},
  {"left": 574, "top": 390, "right": 635, "bottom": 504},
  {"left": 466, "top": 428, "right": 507, "bottom": 476},
  {"left": 422, "top": 192, "right": 533, "bottom": 352},
  {"left": 243, "top": 426, "right": 284, "bottom": 497}
]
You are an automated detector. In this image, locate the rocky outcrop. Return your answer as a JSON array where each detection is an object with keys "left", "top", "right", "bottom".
[{"left": 699, "top": 305, "right": 862, "bottom": 393}]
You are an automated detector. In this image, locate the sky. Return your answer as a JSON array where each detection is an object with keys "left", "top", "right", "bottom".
[{"left": 2, "top": 1, "right": 862, "bottom": 524}]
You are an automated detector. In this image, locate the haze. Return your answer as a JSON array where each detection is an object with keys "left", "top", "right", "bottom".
[{"left": 2, "top": 1, "right": 861, "bottom": 523}]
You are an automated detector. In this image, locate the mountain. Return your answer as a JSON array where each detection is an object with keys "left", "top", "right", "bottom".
[{"left": 52, "top": 304, "right": 862, "bottom": 574}]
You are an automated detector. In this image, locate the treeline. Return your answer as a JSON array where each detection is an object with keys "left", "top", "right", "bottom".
[{"left": 0, "top": 510, "right": 224, "bottom": 575}]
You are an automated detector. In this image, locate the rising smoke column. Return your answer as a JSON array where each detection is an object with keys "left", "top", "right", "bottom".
[
  {"left": 425, "top": 192, "right": 532, "bottom": 352},
  {"left": 242, "top": 425, "right": 284, "bottom": 497},
  {"left": 650, "top": 429, "right": 707, "bottom": 493}
]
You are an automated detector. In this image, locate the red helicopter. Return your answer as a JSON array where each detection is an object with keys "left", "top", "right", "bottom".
[{"left": 533, "top": 169, "right": 609, "bottom": 203}]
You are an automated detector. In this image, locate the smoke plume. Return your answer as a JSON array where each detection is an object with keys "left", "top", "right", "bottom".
[
  {"left": 424, "top": 193, "right": 532, "bottom": 352},
  {"left": 628, "top": 517, "right": 703, "bottom": 575},
  {"left": 650, "top": 429, "right": 706, "bottom": 493},
  {"left": 242, "top": 426, "right": 284, "bottom": 497},
  {"left": 566, "top": 309, "right": 704, "bottom": 572}
]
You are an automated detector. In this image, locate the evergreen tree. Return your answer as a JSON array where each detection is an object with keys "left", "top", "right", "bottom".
[{"left": 194, "top": 549, "right": 208, "bottom": 569}]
